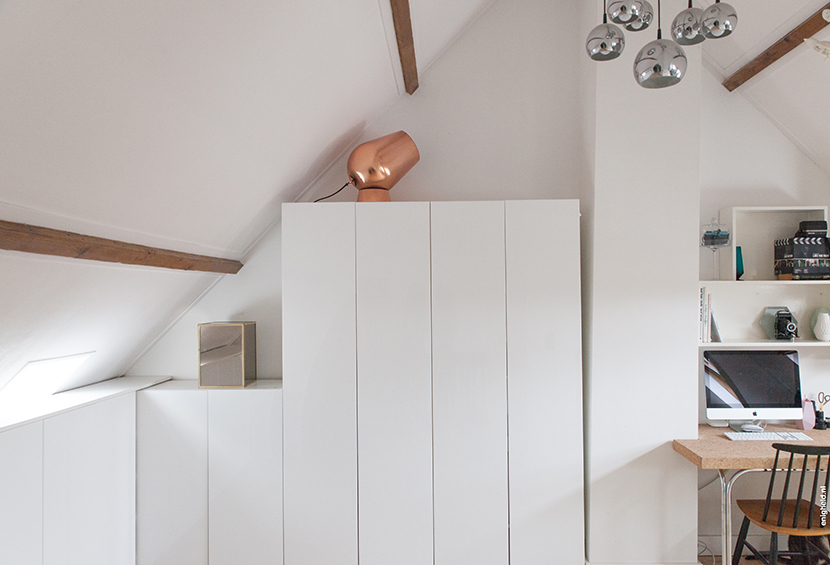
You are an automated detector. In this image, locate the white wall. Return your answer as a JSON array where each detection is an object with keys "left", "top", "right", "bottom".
[
  {"left": 584, "top": 24, "right": 701, "bottom": 565},
  {"left": 128, "top": 223, "right": 282, "bottom": 379},
  {"left": 129, "top": 0, "right": 588, "bottom": 380}
]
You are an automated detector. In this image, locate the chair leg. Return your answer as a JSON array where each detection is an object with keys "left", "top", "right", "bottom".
[
  {"left": 733, "top": 517, "right": 751, "bottom": 565},
  {"left": 769, "top": 533, "right": 778, "bottom": 565}
]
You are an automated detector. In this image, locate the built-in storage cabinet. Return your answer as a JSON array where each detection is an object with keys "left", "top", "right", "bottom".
[
  {"left": 705, "top": 206, "right": 830, "bottom": 348},
  {"left": 282, "top": 200, "right": 584, "bottom": 565},
  {"left": 136, "top": 381, "right": 282, "bottom": 565},
  {"left": 0, "top": 421, "right": 43, "bottom": 565},
  {"left": 44, "top": 393, "right": 136, "bottom": 565},
  {"left": 0, "top": 392, "right": 136, "bottom": 565},
  {"left": 717, "top": 206, "right": 828, "bottom": 282}
]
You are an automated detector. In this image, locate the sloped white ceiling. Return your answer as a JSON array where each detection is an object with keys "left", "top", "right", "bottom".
[
  {"left": 0, "top": 0, "right": 494, "bottom": 392},
  {"left": 702, "top": 0, "right": 830, "bottom": 179}
]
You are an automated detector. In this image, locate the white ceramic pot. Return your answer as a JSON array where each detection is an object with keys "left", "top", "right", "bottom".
[{"left": 815, "top": 311, "right": 830, "bottom": 341}]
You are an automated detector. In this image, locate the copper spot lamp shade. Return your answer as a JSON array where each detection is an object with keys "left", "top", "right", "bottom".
[{"left": 347, "top": 131, "right": 420, "bottom": 202}]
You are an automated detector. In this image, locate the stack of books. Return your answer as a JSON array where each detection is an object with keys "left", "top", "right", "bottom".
[{"left": 699, "top": 286, "right": 722, "bottom": 343}]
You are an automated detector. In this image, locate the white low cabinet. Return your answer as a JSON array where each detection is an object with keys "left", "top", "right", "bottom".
[
  {"left": 282, "top": 200, "right": 584, "bottom": 564},
  {"left": 0, "top": 393, "right": 137, "bottom": 565},
  {"left": 0, "top": 421, "right": 43, "bottom": 565},
  {"left": 44, "top": 392, "right": 136, "bottom": 565},
  {"left": 136, "top": 381, "right": 282, "bottom": 565}
]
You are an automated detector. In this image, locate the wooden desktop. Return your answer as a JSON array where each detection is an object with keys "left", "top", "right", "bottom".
[{"left": 674, "top": 424, "right": 830, "bottom": 564}]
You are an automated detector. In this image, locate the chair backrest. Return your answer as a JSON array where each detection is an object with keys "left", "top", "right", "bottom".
[{"left": 763, "top": 443, "right": 830, "bottom": 530}]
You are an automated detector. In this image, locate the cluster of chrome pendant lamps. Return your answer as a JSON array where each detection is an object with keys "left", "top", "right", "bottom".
[{"left": 586, "top": 0, "right": 737, "bottom": 88}]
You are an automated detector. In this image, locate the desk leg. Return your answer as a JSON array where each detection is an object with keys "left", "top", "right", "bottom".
[{"left": 719, "top": 469, "right": 755, "bottom": 565}]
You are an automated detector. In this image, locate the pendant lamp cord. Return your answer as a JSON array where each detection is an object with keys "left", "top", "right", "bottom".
[
  {"left": 603, "top": 0, "right": 608, "bottom": 24},
  {"left": 314, "top": 181, "right": 351, "bottom": 202},
  {"left": 657, "top": 0, "right": 662, "bottom": 39}
]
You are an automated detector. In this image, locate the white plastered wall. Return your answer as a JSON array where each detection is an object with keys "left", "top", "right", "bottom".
[{"left": 583, "top": 20, "right": 701, "bottom": 565}]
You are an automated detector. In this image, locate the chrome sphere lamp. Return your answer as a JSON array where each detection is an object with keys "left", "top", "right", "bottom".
[
  {"left": 671, "top": 0, "right": 706, "bottom": 45},
  {"left": 701, "top": 0, "right": 737, "bottom": 39},
  {"left": 625, "top": 0, "right": 653, "bottom": 31},
  {"left": 587, "top": 0, "right": 626, "bottom": 61},
  {"left": 634, "top": 0, "right": 687, "bottom": 88}
]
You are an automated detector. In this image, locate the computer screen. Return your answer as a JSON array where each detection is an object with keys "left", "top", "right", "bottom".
[{"left": 703, "top": 350, "right": 803, "bottom": 422}]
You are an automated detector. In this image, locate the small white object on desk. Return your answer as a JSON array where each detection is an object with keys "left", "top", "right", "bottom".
[{"left": 724, "top": 431, "right": 813, "bottom": 441}]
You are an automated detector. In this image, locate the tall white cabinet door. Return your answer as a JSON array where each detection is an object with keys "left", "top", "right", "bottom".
[
  {"left": 0, "top": 422, "right": 43, "bottom": 565},
  {"left": 282, "top": 203, "right": 358, "bottom": 565},
  {"left": 137, "top": 383, "right": 208, "bottom": 565},
  {"left": 505, "top": 200, "right": 584, "bottom": 564},
  {"left": 355, "top": 203, "right": 433, "bottom": 565},
  {"left": 430, "top": 201, "right": 509, "bottom": 565},
  {"left": 208, "top": 384, "right": 282, "bottom": 565},
  {"left": 44, "top": 393, "right": 136, "bottom": 565}
]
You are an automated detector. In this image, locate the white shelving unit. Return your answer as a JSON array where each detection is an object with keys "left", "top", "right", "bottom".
[{"left": 703, "top": 206, "right": 830, "bottom": 349}]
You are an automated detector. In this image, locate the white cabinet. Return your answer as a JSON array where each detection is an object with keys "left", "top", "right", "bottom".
[
  {"left": 0, "top": 421, "right": 43, "bottom": 565},
  {"left": 355, "top": 203, "right": 433, "bottom": 565},
  {"left": 208, "top": 387, "right": 282, "bottom": 565},
  {"left": 44, "top": 392, "right": 136, "bottom": 565},
  {"left": 282, "top": 200, "right": 584, "bottom": 565},
  {"left": 136, "top": 381, "right": 282, "bottom": 565},
  {"left": 431, "top": 201, "right": 509, "bottom": 565},
  {"left": 505, "top": 200, "right": 584, "bottom": 564},
  {"left": 281, "top": 203, "right": 358, "bottom": 565},
  {"left": 137, "top": 382, "right": 208, "bottom": 565}
]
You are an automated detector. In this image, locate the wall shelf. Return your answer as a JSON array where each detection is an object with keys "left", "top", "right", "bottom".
[{"left": 700, "top": 340, "right": 830, "bottom": 349}]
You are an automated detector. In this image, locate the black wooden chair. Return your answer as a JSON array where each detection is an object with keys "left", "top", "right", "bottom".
[{"left": 733, "top": 443, "right": 830, "bottom": 565}]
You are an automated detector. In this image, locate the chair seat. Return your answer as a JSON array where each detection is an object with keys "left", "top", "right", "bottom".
[{"left": 737, "top": 499, "right": 830, "bottom": 536}]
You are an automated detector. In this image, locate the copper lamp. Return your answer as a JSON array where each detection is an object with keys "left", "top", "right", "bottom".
[
  {"left": 314, "top": 131, "right": 420, "bottom": 203},
  {"left": 347, "top": 131, "right": 420, "bottom": 202}
]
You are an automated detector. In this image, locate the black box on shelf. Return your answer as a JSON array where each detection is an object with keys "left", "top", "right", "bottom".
[
  {"left": 797, "top": 220, "right": 828, "bottom": 235},
  {"left": 774, "top": 237, "right": 830, "bottom": 261},
  {"left": 775, "top": 258, "right": 830, "bottom": 280}
]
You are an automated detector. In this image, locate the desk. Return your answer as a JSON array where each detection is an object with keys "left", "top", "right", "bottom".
[{"left": 673, "top": 424, "right": 830, "bottom": 564}]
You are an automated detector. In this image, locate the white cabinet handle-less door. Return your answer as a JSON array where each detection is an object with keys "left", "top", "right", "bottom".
[
  {"left": 282, "top": 203, "right": 359, "bottom": 565},
  {"left": 431, "top": 201, "right": 510, "bottom": 565}
]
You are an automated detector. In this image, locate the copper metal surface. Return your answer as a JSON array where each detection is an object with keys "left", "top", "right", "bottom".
[
  {"left": 347, "top": 131, "right": 420, "bottom": 192},
  {"left": 356, "top": 188, "right": 392, "bottom": 202}
]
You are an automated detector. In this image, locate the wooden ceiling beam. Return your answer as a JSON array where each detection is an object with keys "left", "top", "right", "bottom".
[
  {"left": 723, "top": 2, "right": 830, "bottom": 92},
  {"left": 390, "top": 0, "right": 419, "bottom": 94},
  {"left": 0, "top": 220, "right": 243, "bottom": 274}
]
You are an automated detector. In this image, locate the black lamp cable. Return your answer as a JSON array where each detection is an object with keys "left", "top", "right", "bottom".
[{"left": 314, "top": 181, "right": 351, "bottom": 202}]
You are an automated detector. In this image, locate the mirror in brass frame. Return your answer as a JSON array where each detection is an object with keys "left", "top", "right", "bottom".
[{"left": 198, "top": 322, "right": 256, "bottom": 388}]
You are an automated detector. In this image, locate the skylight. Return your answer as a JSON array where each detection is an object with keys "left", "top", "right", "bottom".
[{"left": 0, "top": 352, "right": 94, "bottom": 400}]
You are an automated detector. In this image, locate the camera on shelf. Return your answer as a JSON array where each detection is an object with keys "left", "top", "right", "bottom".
[{"left": 760, "top": 307, "right": 799, "bottom": 341}]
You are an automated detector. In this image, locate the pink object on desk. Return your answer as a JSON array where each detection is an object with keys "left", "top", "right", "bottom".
[{"left": 797, "top": 399, "right": 815, "bottom": 430}]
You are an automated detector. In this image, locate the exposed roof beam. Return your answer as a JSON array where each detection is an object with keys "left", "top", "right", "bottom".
[
  {"left": 0, "top": 220, "right": 243, "bottom": 274},
  {"left": 390, "top": 0, "right": 419, "bottom": 94},
  {"left": 723, "top": 2, "right": 830, "bottom": 92}
]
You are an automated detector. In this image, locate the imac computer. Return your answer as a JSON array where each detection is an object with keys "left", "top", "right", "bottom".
[{"left": 703, "top": 350, "right": 803, "bottom": 430}]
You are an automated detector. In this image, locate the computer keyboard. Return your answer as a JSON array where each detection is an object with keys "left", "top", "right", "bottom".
[{"left": 724, "top": 431, "right": 813, "bottom": 441}]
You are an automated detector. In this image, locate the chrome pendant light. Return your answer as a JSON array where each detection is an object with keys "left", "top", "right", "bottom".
[
  {"left": 634, "top": 0, "right": 687, "bottom": 88},
  {"left": 607, "top": 1, "right": 640, "bottom": 24},
  {"left": 587, "top": 0, "right": 626, "bottom": 61},
  {"left": 701, "top": 0, "right": 737, "bottom": 39},
  {"left": 625, "top": 1, "right": 653, "bottom": 32},
  {"left": 671, "top": 0, "right": 706, "bottom": 45}
]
